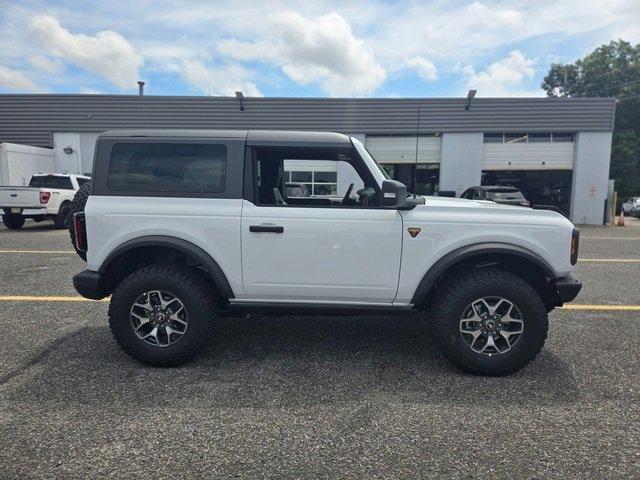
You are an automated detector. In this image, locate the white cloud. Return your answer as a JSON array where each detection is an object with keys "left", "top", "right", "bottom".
[
  {"left": 27, "top": 54, "right": 63, "bottom": 74},
  {"left": 218, "top": 11, "right": 386, "bottom": 96},
  {"left": 406, "top": 56, "right": 437, "bottom": 82},
  {"left": 0, "top": 65, "right": 41, "bottom": 92},
  {"left": 28, "top": 15, "right": 142, "bottom": 90},
  {"left": 463, "top": 50, "right": 543, "bottom": 97},
  {"left": 181, "top": 59, "right": 261, "bottom": 96}
]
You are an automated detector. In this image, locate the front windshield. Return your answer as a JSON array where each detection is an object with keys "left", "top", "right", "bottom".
[{"left": 350, "top": 137, "right": 390, "bottom": 184}]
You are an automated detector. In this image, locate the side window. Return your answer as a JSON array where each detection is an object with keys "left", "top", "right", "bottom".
[
  {"left": 107, "top": 143, "right": 227, "bottom": 194},
  {"left": 253, "top": 147, "right": 377, "bottom": 207}
]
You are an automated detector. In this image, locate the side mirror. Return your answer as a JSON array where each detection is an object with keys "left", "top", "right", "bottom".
[{"left": 381, "top": 180, "right": 407, "bottom": 208}]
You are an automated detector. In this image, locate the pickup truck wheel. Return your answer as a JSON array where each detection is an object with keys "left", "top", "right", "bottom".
[
  {"left": 432, "top": 268, "right": 548, "bottom": 376},
  {"left": 2, "top": 214, "right": 25, "bottom": 229},
  {"left": 54, "top": 202, "right": 71, "bottom": 229},
  {"left": 108, "top": 264, "right": 216, "bottom": 366}
]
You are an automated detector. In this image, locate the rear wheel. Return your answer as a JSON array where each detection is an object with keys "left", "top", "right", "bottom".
[
  {"left": 2, "top": 213, "right": 25, "bottom": 229},
  {"left": 54, "top": 202, "right": 71, "bottom": 229},
  {"left": 108, "top": 264, "right": 217, "bottom": 366},
  {"left": 432, "top": 268, "right": 548, "bottom": 375}
]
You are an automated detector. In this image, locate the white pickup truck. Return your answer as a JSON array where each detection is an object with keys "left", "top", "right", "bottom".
[
  {"left": 0, "top": 173, "right": 91, "bottom": 229},
  {"left": 71, "top": 130, "right": 581, "bottom": 375}
]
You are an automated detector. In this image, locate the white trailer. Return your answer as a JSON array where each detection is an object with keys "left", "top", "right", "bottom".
[{"left": 0, "top": 143, "right": 55, "bottom": 186}]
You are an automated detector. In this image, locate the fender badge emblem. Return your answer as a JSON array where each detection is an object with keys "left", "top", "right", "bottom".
[{"left": 407, "top": 227, "right": 421, "bottom": 238}]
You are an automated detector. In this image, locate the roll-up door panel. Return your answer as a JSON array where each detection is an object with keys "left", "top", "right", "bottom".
[
  {"left": 483, "top": 143, "right": 574, "bottom": 170},
  {"left": 365, "top": 136, "right": 441, "bottom": 164}
]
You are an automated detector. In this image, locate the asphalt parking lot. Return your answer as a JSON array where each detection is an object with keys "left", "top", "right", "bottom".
[{"left": 1, "top": 220, "right": 639, "bottom": 479}]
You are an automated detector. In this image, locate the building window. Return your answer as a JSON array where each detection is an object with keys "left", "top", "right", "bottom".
[
  {"left": 483, "top": 133, "right": 504, "bottom": 143},
  {"left": 284, "top": 170, "right": 338, "bottom": 197},
  {"left": 552, "top": 133, "right": 574, "bottom": 142},
  {"left": 528, "top": 133, "right": 552, "bottom": 143},
  {"left": 505, "top": 133, "right": 528, "bottom": 143},
  {"left": 484, "top": 132, "right": 574, "bottom": 143}
]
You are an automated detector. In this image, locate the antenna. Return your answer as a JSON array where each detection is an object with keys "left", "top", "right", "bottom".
[{"left": 413, "top": 106, "right": 421, "bottom": 197}]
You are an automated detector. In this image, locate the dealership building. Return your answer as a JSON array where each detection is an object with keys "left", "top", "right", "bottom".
[{"left": 0, "top": 94, "right": 615, "bottom": 224}]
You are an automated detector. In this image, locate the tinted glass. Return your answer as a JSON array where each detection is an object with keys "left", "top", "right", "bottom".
[
  {"left": 483, "top": 133, "right": 503, "bottom": 143},
  {"left": 29, "top": 176, "right": 73, "bottom": 189},
  {"left": 553, "top": 133, "right": 574, "bottom": 142},
  {"left": 528, "top": 133, "right": 551, "bottom": 142},
  {"left": 108, "top": 143, "right": 226, "bottom": 193},
  {"left": 505, "top": 133, "right": 527, "bottom": 143}
]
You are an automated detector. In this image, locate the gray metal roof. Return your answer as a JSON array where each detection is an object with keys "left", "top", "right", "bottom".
[{"left": 0, "top": 94, "right": 616, "bottom": 148}]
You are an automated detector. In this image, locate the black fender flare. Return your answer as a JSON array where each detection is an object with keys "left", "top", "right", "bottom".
[
  {"left": 410, "top": 242, "right": 557, "bottom": 305},
  {"left": 99, "top": 235, "right": 234, "bottom": 299}
]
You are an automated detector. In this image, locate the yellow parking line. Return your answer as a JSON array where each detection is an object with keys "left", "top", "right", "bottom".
[
  {"left": 580, "top": 258, "right": 640, "bottom": 263},
  {"left": 0, "top": 295, "right": 108, "bottom": 302},
  {"left": 0, "top": 249, "right": 75, "bottom": 254},
  {"left": 561, "top": 304, "right": 640, "bottom": 311}
]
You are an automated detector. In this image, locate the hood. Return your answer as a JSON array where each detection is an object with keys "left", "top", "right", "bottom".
[{"left": 423, "top": 196, "right": 524, "bottom": 210}]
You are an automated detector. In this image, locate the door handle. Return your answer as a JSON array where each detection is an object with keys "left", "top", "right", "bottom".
[{"left": 250, "top": 225, "right": 284, "bottom": 233}]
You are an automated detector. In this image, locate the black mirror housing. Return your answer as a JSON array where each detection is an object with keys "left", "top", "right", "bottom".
[{"left": 381, "top": 180, "right": 407, "bottom": 207}]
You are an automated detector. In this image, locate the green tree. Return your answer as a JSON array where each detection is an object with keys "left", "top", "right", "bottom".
[{"left": 541, "top": 40, "right": 640, "bottom": 206}]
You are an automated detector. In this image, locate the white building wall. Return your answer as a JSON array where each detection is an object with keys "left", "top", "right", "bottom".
[
  {"left": 439, "top": 133, "right": 483, "bottom": 195},
  {"left": 570, "top": 131, "right": 613, "bottom": 225}
]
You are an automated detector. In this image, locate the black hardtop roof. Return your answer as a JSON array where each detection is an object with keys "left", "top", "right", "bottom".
[{"left": 98, "top": 129, "right": 352, "bottom": 146}]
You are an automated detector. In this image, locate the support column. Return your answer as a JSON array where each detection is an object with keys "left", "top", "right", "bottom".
[{"left": 439, "top": 133, "right": 483, "bottom": 196}]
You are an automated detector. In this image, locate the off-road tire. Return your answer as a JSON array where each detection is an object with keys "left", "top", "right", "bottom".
[
  {"left": 67, "top": 181, "right": 92, "bottom": 260},
  {"left": 54, "top": 202, "right": 71, "bottom": 229},
  {"left": 432, "top": 268, "right": 548, "bottom": 376},
  {"left": 108, "top": 264, "right": 217, "bottom": 366},
  {"left": 2, "top": 213, "right": 25, "bottom": 229}
]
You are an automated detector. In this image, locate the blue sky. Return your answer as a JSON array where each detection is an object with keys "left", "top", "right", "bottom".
[{"left": 0, "top": 0, "right": 638, "bottom": 98}]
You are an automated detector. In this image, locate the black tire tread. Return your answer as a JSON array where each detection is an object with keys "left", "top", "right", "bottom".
[
  {"left": 432, "top": 267, "right": 548, "bottom": 375},
  {"left": 67, "top": 181, "right": 92, "bottom": 260},
  {"left": 108, "top": 264, "right": 217, "bottom": 366},
  {"left": 2, "top": 214, "right": 25, "bottom": 229}
]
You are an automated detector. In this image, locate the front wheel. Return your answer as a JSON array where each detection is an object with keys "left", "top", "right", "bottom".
[
  {"left": 2, "top": 214, "right": 25, "bottom": 229},
  {"left": 108, "top": 264, "right": 217, "bottom": 366},
  {"left": 432, "top": 268, "right": 548, "bottom": 375}
]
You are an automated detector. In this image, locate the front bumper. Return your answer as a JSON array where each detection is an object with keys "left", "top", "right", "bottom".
[
  {"left": 555, "top": 275, "right": 582, "bottom": 304},
  {"left": 73, "top": 269, "right": 109, "bottom": 300}
]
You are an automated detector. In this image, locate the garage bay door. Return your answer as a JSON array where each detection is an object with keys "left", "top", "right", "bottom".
[
  {"left": 483, "top": 142, "right": 574, "bottom": 170},
  {"left": 365, "top": 136, "right": 442, "bottom": 164}
]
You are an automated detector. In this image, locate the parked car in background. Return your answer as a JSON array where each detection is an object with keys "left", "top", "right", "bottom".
[
  {"left": 0, "top": 173, "right": 91, "bottom": 229},
  {"left": 622, "top": 197, "right": 640, "bottom": 217},
  {"left": 460, "top": 185, "right": 531, "bottom": 207}
]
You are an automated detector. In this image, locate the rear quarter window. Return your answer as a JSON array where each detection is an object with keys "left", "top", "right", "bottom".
[{"left": 107, "top": 143, "right": 227, "bottom": 193}]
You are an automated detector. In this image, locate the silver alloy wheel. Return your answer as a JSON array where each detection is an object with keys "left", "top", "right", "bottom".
[
  {"left": 459, "top": 297, "right": 524, "bottom": 356},
  {"left": 130, "top": 290, "right": 188, "bottom": 347}
]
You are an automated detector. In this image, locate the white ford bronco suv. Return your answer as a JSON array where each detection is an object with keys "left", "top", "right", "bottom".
[{"left": 71, "top": 130, "right": 581, "bottom": 375}]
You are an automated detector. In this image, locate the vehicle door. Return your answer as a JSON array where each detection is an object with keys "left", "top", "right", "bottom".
[{"left": 241, "top": 144, "right": 403, "bottom": 304}]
